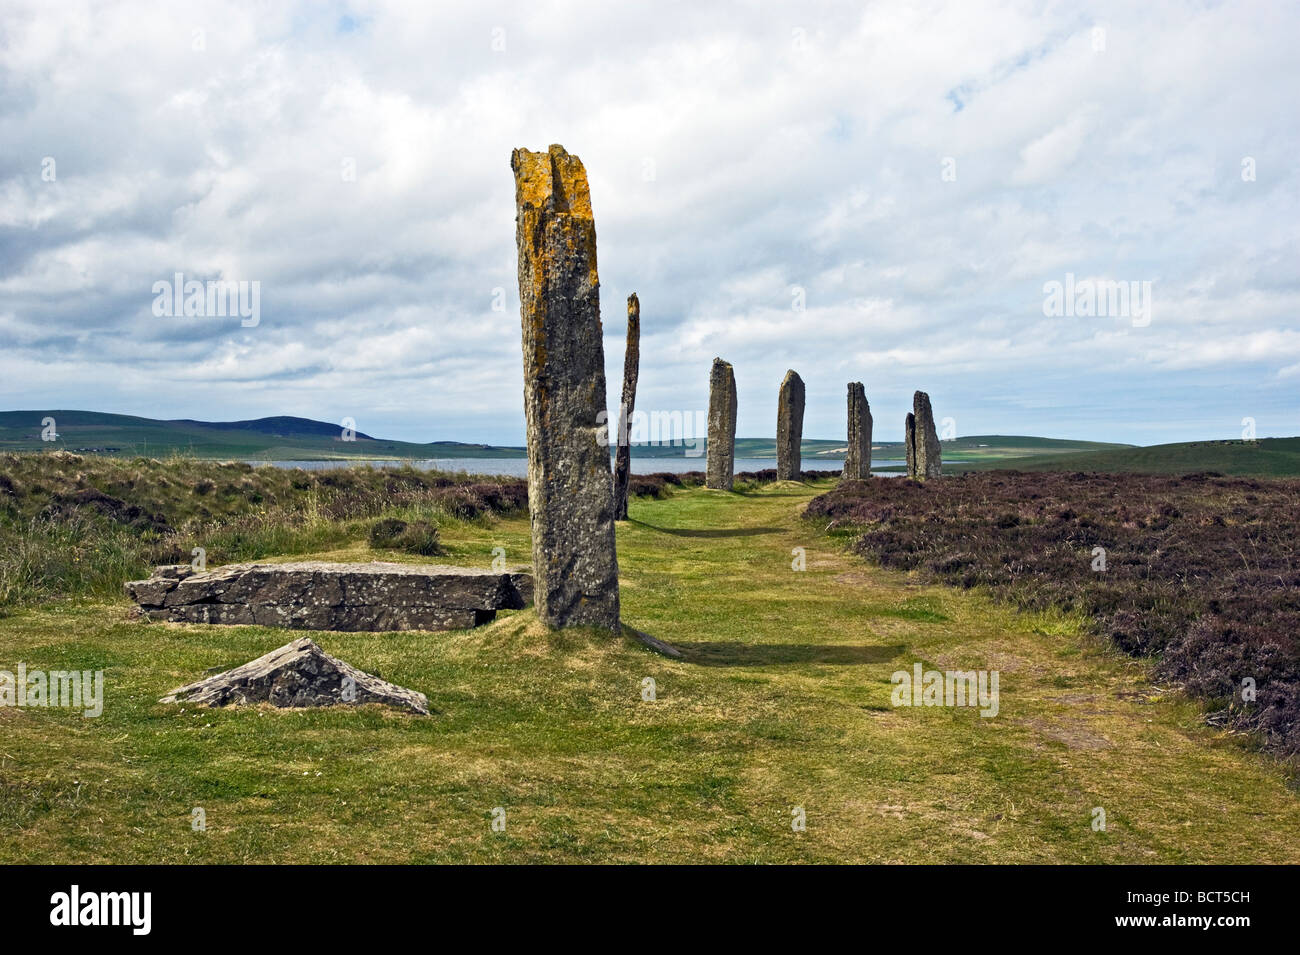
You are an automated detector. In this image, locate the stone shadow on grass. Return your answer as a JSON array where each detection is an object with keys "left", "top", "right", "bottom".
[
  {"left": 628, "top": 519, "right": 782, "bottom": 538},
  {"left": 675, "top": 642, "right": 906, "bottom": 667}
]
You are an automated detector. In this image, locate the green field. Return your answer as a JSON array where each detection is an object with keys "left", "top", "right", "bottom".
[
  {"left": 3, "top": 476, "right": 1297, "bottom": 863},
  {"left": 866, "top": 435, "right": 1131, "bottom": 469},
  {"left": 952, "top": 437, "right": 1300, "bottom": 477},
  {"left": 606, "top": 434, "right": 1127, "bottom": 462}
]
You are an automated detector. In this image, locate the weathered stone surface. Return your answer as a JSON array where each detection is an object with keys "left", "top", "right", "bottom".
[
  {"left": 159, "top": 637, "right": 429, "bottom": 714},
  {"left": 911, "top": 390, "right": 942, "bottom": 479},
  {"left": 126, "top": 561, "right": 531, "bottom": 632},
  {"left": 613, "top": 292, "right": 640, "bottom": 521},
  {"left": 512, "top": 144, "right": 620, "bottom": 631},
  {"left": 842, "top": 382, "right": 872, "bottom": 481},
  {"left": 706, "top": 357, "right": 737, "bottom": 490},
  {"left": 905, "top": 412, "right": 917, "bottom": 478},
  {"left": 153, "top": 564, "right": 197, "bottom": 580},
  {"left": 126, "top": 576, "right": 180, "bottom": 607},
  {"left": 775, "top": 369, "right": 805, "bottom": 480},
  {"left": 124, "top": 563, "right": 197, "bottom": 604}
]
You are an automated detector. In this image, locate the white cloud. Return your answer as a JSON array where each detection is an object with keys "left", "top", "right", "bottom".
[{"left": 0, "top": 0, "right": 1297, "bottom": 445}]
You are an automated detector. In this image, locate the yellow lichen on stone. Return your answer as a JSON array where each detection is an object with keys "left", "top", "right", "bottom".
[
  {"left": 547, "top": 144, "right": 593, "bottom": 220},
  {"left": 511, "top": 144, "right": 593, "bottom": 221},
  {"left": 511, "top": 147, "right": 554, "bottom": 209},
  {"left": 510, "top": 143, "right": 618, "bottom": 631}
]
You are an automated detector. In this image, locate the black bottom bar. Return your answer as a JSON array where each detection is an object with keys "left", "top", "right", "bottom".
[{"left": 0, "top": 864, "right": 1280, "bottom": 940}]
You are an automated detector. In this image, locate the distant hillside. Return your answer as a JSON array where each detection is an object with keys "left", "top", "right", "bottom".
[
  {"left": 633, "top": 437, "right": 853, "bottom": 459},
  {"left": 855, "top": 435, "right": 1131, "bottom": 470},
  {"left": 8, "top": 411, "right": 1287, "bottom": 476},
  {"left": 0, "top": 410, "right": 525, "bottom": 460},
  {"left": 170, "top": 415, "right": 377, "bottom": 440},
  {"left": 2, "top": 413, "right": 1123, "bottom": 464},
  {"left": 958, "top": 437, "right": 1300, "bottom": 478},
  {"left": 933, "top": 435, "right": 1132, "bottom": 457},
  {"left": 639, "top": 434, "right": 1128, "bottom": 461}
]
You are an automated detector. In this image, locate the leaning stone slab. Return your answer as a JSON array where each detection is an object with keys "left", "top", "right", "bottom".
[
  {"left": 159, "top": 637, "right": 429, "bottom": 714},
  {"left": 706, "top": 357, "right": 737, "bottom": 490},
  {"left": 776, "top": 369, "right": 805, "bottom": 480},
  {"left": 126, "top": 561, "right": 532, "bottom": 632},
  {"left": 512, "top": 143, "right": 621, "bottom": 632}
]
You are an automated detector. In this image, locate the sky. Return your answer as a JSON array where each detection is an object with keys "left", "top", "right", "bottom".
[{"left": 2, "top": 0, "right": 1297, "bottom": 446}]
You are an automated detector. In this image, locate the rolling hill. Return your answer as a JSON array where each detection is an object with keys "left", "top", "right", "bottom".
[
  {"left": 0, "top": 410, "right": 525, "bottom": 459},
  {"left": 0, "top": 412, "right": 1129, "bottom": 465},
  {"left": 4, "top": 411, "right": 1294, "bottom": 476}
]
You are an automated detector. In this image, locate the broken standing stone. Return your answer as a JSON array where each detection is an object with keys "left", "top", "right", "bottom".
[
  {"left": 776, "top": 369, "right": 805, "bottom": 480},
  {"left": 706, "top": 357, "right": 737, "bottom": 490},
  {"left": 613, "top": 292, "right": 640, "bottom": 521},
  {"left": 905, "top": 412, "right": 917, "bottom": 478},
  {"left": 842, "top": 381, "right": 872, "bottom": 481},
  {"left": 511, "top": 144, "right": 621, "bottom": 631},
  {"left": 126, "top": 561, "right": 532, "bottom": 632},
  {"left": 910, "top": 390, "right": 942, "bottom": 479}
]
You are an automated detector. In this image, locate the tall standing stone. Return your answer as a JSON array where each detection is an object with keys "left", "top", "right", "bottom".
[
  {"left": 905, "top": 412, "right": 917, "bottom": 478},
  {"left": 706, "top": 357, "right": 737, "bottom": 490},
  {"left": 511, "top": 144, "right": 620, "bottom": 631},
  {"left": 613, "top": 293, "right": 640, "bottom": 521},
  {"left": 776, "top": 370, "right": 805, "bottom": 480},
  {"left": 912, "top": 390, "right": 942, "bottom": 480},
  {"left": 842, "top": 382, "right": 872, "bottom": 481}
]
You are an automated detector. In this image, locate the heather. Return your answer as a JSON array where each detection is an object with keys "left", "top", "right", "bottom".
[{"left": 805, "top": 470, "right": 1300, "bottom": 758}]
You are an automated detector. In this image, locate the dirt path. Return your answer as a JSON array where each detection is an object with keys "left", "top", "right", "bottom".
[{"left": 614, "top": 481, "right": 1300, "bottom": 862}]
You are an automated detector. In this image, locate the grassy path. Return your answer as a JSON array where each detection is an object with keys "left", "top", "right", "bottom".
[{"left": 1, "top": 479, "right": 1297, "bottom": 862}]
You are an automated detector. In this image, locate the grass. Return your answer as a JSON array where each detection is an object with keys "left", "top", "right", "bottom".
[
  {"left": 0, "top": 453, "right": 529, "bottom": 609},
  {"left": 2, "top": 478, "right": 1299, "bottom": 863}
]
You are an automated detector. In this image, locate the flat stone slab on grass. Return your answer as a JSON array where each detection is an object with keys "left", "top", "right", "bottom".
[
  {"left": 126, "top": 561, "right": 532, "bottom": 632},
  {"left": 159, "top": 637, "right": 429, "bottom": 714}
]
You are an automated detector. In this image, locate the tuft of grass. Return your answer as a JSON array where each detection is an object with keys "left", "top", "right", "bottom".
[{"left": 368, "top": 518, "right": 441, "bottom": 556}]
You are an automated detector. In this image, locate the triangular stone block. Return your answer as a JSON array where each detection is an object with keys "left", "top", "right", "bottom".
[{"left": 160, "top": 638, "right": 429, "bottom": 714}]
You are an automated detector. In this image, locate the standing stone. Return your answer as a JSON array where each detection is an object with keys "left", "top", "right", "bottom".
[
  {"left": 905, "top": 412, "right": 917, "bottom": 478},
  {"left": 775, "top": 370, "right": 805, "bottom": 480},
  {"left": 613, "top": 293, "right": 640, "bottom": 521},
  {"left": 842, "top": 382, "right": 872, "bottom": 481},
  {"left": 706, "top": 357, "right": 737, "bottom": 490},
  {"left": 512, "top": 144, "right": 620, "bottom": 631},
  {"left": 912, "top": 390, "right": 942, "bottom": 479}
]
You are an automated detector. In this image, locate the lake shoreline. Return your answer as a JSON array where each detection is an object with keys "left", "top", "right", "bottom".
[{"left": 246, "top": 457, "right": 909, "bottom": 477}]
